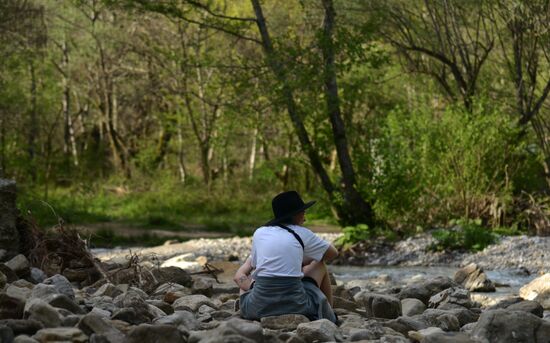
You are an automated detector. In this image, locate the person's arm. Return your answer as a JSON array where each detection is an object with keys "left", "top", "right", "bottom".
[
  {"left": 233, "top": 256, "right": 254, "bottom": 291},
  {"left": 321, "top": 244, "right": 338, "bottom": 262}
]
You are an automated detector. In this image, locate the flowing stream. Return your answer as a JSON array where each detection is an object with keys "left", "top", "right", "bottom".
[{"left": 329, "top": 265, "right": 537, "bottom": 303}]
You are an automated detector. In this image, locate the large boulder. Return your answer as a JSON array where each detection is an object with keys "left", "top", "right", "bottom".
[
  {"left": 401, "top": 298, "right": 426, "bottom": 317},
  {"left": 454, "top": 263, "right": 495, "bottom": 292},
  {"left": 354, "top": 292, "right": 402, "bottom": 319},
  {"left": 0, "top": 179, "right": 19, "bottom": 259},
  {"left": 398, "top": 276, "right": 458, "bottom": 305},
  {"left": 471, "top": 309, "right": 550, "bottom": 342},
  {"left": 520, "top": 273, "right": 550, "bottom": 309},
  {"left": 296, "top": 319, "right": 343, "bottom": 343},
  {"left": 429, "top": 287, "right": 475, "bottom": 309}
]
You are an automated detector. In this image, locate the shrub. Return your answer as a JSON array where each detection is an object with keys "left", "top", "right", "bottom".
[{"left": 429, "top": 219, "right": 498, "bottom": 252}]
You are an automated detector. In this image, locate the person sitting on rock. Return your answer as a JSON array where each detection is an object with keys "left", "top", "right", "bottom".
[{"left": 233, "top": 190, "right": 338, "bottom": 322}]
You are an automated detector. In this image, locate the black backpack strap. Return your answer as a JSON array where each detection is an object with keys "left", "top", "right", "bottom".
[{"left": 278, "top": 224, "right": 305, "bottom": 250}]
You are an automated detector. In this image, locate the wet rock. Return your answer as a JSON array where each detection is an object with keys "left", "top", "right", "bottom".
[
  {"left": 354, "top": 292, "right": 402, "bottom": 319},
  {"left": 173, "top": 294, "right": 219, "bottom": 312},
  {"left": 401, "top": 298, "right": 426, "bottom": 317},
  {"left": 472, "top": 309, "right": 550, "bottom": 342},
  {"left": 5, "top": 254, "right": 30, "bottom": 278},
  {"left": 0, "top": 179, "right": 19, "bottom": 259},
  {"left": 429, "top": 287, "right": 474, "bottom": 309},
  {"left": 0, "top": 293, "right": 25, "bottom": 319},
  {"left": 33, "top": 327, "right": 88, "bottom": 343},
  {"left": 25, "top": 299, "right": 61, "bottom": 328},
  {"left": 454, "top": 263, "right": 495, "bottom": 292},
  {"left": 78, "top": 313, "right": 125, "bottom": 343},
  {"left": 520, "top": 273, "right": 550, "bottom": 310},
  {"left": 296, "top": 319, "right": 342, "bottom": 342},
  {"left": 260, "top": 314, "right": 310, "bottom": 330},
  {"left": 0, "top": 319, "right": 42, "bottom": 336},
  {"left": 43, "top": 274, "right": 74, "bottom": 299},
  {"left": 397, "top": 276, "right": 457, "bottom": 305}
]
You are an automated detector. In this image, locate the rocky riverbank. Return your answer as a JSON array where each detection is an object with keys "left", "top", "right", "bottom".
[
  {"left": 94, "top": 232, "right": 550, "bottom": 274},
  {"left": 0, "top": 247, "right": 549, "bottom": 342}
]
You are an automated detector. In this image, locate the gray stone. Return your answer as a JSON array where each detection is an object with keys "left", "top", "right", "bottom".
[
  {"left": 0, "top": 293, "right": 24, "bottom": 319},
  {"left": 217, "top": 318, "right": 264, "bottom": 342},
  {"left": 354, "top": 292, "right": 402, "bottom": 319},
  {"left": 126, "top": 324, "right": 184, "bottom": 343},
  {"left": 6, "top": 285, "right": 32, "bottom": 302},
  {"left": 454, "top": 263, "right": 495, "bottom": 292},
  {"left": 0, "top": 179, "right": 19, "bottom": 259},
  {"left": 410, "top": 327, "right": 476, "bottom": 342},
  {"left": 25, "top": 299, "right": 61, "bottom": 328},
  {"left": 0, "top": 272, "right": 6, "bottom": 289},
  {"left": 401, "top": 298, "right": 426, "bottom": 316},
  {"left": 398, "top": 276, "right": 457, "bottom": 304},
  {"left": 153, "top": 310, "right": 198, "bottom": 330},
  {"left": 333, "top": 296, "right": 359, "bottom": 312},
  {"left": 30, "top": 284, "right": 59, "bottom": 302},
  {"left": 173, "top": 294, "right": 219, "bottom": 312},
  {"left": 260, "top": 314, "right": 310, "bottom": 330},
  {"left": 153, "top": 283, "right": 190, "bottom": 297},
  {"left": 43, "top": 274, "right": 75, "bottom": 299},
  {"left": 296, "top": 319, "right": 342, "bottom": 342},
  {"left": 472, "top": 309, "right": 550, "bottom": 342},
  {"left": 111, "top": 307, "right": 150, "bottom": 325},
  {"left": 33, "top": 327, "right": 88, "bottom": 343},
  {"left": 192, "top": 277, "right": 214, "bottom": 297},
  {"left": 0, "top": 325, "right": 13, "bottom": 343},
  {"left": 5, "top": 254, "right": 29, "bottom": 278},
  {"left": 92, "top": 283, "right": 123, "bottom": 298},
  {"left": 0, "top": 319, "right": 43, "bottom": 336},
  {"left": 141, "top": 267, "right": 192, "bottom": 293},
  {"left": 29, "top": 268, "right": 46, "bottom": 284},
  {"left": 61, "top": 315, "right": 81, "bottom": 327},
  {"left": 147, "top": 300, "right": 174, "bottom": 315},
  {"left": 429, "top": 287, "right": 474, "bottom": 310},
  {"left": 507, "top": 300, "right": 544, "bottom": 317},
  {"left": 383, "top": 316, "right": 428, "bottom": 336},
  {"left": 78, "top": 313, "right": 125, "bottom": 343},
  {"left": 14, "top": 335, "right": 39, "bottom": 343},
  {"left": 48, "top": 294, "right": 85, "bottom": 314},
  {"left": 520, "top": 273, "right": 550, "bottom": 310},
  {"left": 421, "top": 308, "right": 478, "bottom": 328},
  {"left": 0, "top": 264, "right": 18, "bottom": 283}
]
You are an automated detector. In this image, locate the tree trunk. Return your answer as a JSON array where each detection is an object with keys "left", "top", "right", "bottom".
[
  {"left": 61, "top": 38, "right": 79, "bottom": 167},
  {"left": 177, "top": 125, "right": 187, "bottom": 183},
  {"left": 248, "top": 126, "right": 258, "bottom": 180},
  {"left": 320, "top": 0, "right": 375, "bottom": 226},
  {"left": 28, "top": 61, "right": 38, "bottom": 181},
  {"left": 251, "top": 0, "right": 335, "bottom": 197}
]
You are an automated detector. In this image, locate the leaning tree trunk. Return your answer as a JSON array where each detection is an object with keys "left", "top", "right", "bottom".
[{"left": 320, "top": 0, "right": 376, "bottom": 226}]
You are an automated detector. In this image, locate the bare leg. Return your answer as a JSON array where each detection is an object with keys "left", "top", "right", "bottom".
[{"left": 303, "top": 261, "right": 333, "bottom": 306}]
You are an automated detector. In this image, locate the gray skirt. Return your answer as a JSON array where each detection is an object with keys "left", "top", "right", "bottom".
[{"left": 239, "top": 276, "right": 336, "bottom": 323}]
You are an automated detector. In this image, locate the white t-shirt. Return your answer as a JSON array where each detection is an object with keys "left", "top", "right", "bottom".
[{"left": 250, "top": 225, "right": 330, "bottom": 278}]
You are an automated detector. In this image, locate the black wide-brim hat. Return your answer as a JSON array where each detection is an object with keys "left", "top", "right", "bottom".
[{"left": 265, "top": 190, "right": 316, "bottom": 226}]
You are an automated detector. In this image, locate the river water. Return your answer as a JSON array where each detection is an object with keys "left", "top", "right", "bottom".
[{"left": 329, "top": 265, "right": 537, "bottom": 304}]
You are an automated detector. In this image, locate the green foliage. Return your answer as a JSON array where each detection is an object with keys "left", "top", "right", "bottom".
[
  {"left": 371, "top": 101, "right": 531, "bottom": 229},
  {"left": 429, "top": 219, "right": 498, "bottom": 252},
  {"left": 335, "top": 224, "right": 372, "bottom": 248}
]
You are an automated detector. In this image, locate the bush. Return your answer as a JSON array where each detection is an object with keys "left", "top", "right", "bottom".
[
  {"left": 429, "top": 219, "right": 498, "bottom": 252},
  {"left": 371, "top": 101, "right": 530, "bottom": 229}
]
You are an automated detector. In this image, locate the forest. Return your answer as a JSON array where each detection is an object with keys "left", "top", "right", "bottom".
[{"left": 2, "top": 0, "right": 550, "bottom": 246}]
